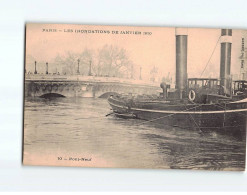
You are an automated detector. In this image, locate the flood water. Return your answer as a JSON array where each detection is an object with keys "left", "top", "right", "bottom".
[{"left": 23, "top": 97, "right": 246, "bottom": 171}]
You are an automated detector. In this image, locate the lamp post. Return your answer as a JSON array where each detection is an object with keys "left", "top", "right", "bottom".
[
  {"left": 77, "top": 59, "right": 80, "bottom": 74},
  {"left": 139, "top": 67, "right": 142, "bottom": 80},
  {"left": 88, "top": 60, "right": 92, "bottom": 76},
  {"left": 34, "top": 61, "right": 37, "bottom": 74},
  {"left": 46, "top": 62, "right": 48, "bottom": 74},
  {"left": 131, "top": 64, "right": 133, "bottom": 79}
]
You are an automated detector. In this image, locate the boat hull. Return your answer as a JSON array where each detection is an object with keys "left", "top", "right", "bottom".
[{"left": 108, "top": 96, "right": 247, "bottom": 134}]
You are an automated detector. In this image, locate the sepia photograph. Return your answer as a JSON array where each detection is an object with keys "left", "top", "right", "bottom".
[{"left": 23, "top": 23, "right": 247, "bottom": 171}]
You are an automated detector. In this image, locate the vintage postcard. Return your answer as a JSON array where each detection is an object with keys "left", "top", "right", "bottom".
[{"left": 23, "top": 23, "right": 247, "bottom": 171}]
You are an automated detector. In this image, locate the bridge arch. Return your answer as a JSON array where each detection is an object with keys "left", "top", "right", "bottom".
[
  {"left": 98, "top": 92, "right": 119, "bottom": 98},
  {"left": 40, "top": 93, "right": 65, "bottom": 98}
]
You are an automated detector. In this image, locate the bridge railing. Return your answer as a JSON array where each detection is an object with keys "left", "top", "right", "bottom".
[{"left": 25, "top": 74, "right": 161, "bottom": 88}]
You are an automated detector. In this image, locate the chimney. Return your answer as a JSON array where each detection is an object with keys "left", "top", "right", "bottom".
[
  {"left": 220, "top": 29, "right": 232, "bottom": 95},
  {"left": 175, "top": 28, "right": 188, "bottom": 99}
]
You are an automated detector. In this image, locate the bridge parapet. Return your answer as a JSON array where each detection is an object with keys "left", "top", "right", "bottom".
[
  {"left": 25, "top": 74, "right": 160, "bottom": 87},
  {"left": 25, "top": 75, "right": 162, "bottom": 98}
]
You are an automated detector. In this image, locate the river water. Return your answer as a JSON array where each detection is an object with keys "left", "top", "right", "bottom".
[{"left": 23, "top": 97, "right": 246, "bottom": 171}]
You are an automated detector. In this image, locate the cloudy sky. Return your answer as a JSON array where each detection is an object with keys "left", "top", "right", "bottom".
[{"left": 26, "top": 23, "right": 244, "bottom": 81}]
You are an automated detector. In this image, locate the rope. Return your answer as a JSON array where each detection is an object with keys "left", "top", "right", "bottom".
[
  {"left": 105, "top": 112, "right": 114, "bottom": 117},
  {"left": 200, "top": 35, "right": 221, "bottom": 77},
  {"left": 184, "top": 105, "right": 202, "bottom": 132}
]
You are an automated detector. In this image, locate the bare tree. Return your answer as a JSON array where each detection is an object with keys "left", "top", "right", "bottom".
[
  {"left": 53, "top": 52, "right": 78, "bottom": 75},
  {"left": 54, "top": 49, "right": 94, "bottom": 75},
  {"left": 52, "top": 45, "right": 133, "bottom": 78},
  {"left": 25, "top": 55, "right": 36, "bottom": 73},
  {"left": 78, "top": 49, "right": 95, "bottom": 75},
  {"left": 150, "top": 66, "right": 158, "bottom": 82},
  {"left": 97, "top": 45, "right": 133, "bottom": 77}
]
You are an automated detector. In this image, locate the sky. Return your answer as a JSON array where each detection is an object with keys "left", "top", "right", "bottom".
[{"left": 25, "top": 23, "right": 244, "bottom": 82}]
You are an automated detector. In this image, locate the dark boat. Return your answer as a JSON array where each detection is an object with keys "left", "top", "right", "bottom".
[{"left": 107, "top": 28, "right": 247, "bottom": 133}]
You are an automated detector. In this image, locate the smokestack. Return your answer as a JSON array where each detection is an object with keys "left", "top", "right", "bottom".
[
  {"left": 175, "top": 28, "right": 188, "bottom": 99},
  {"left": 220, "top": 29, "right": 232, "bottom": 95}
]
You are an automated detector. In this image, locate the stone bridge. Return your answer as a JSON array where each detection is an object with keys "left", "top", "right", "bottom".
[{"left": 25, "top": 75, "right": 161, "bottom": 98}]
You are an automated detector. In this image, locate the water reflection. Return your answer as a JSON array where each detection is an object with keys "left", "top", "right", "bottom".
[{"left": 23, "top": 97, "right": 246, "bottom": 170}]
